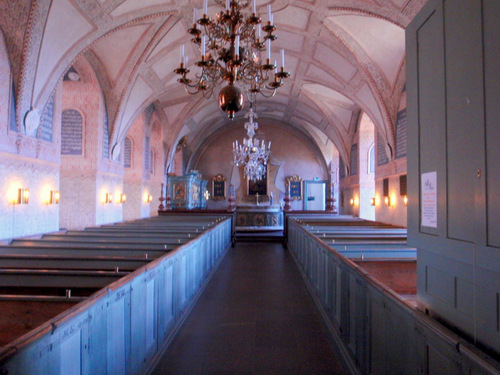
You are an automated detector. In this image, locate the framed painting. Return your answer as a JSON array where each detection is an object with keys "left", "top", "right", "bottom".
[
  {"left": 212, "top": 174, "right": 226, "bottom": 201},
  {"left": 287, "top": 174, "right": 302, "bottom": 201},
  {"left": 247, "top": 165, "right": 268, "bottom": 196}
]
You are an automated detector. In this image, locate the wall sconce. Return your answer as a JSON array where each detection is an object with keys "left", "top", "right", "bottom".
[
  {"left": 349, "top": 198, "right": 354, "bottom": 206},
  {"left": 49, "top": 190, "right": 60, "bottom": 204},
  {"left": 403, "top": 195, "right": 408, "bottom": 206},
  {"left": 370, "top": 197, "right": 376, "bottom": 206},
  {"left": 384, "top": 196, "right": 391, "bottom": 207},
  {"left": 119, "top": 193, "right": 127, "bottom": 203},
  {"left": 16, "top": 188, "right": 30, "bottom": 204}
]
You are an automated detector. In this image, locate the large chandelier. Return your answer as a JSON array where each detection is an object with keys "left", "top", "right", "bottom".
[
  {"left": 174, "top": 0, "right": 290, "bottom": 119},
  {"left": 233, "top": 104, "right": 270, "bottom": 180}
]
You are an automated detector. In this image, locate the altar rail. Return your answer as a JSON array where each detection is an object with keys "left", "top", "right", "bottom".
[
  {"left": 287, "top": 219, "right": 500, "bottom": 375},
  {"left": 0, "top": 217, "right": 232, "bottom": 375}
]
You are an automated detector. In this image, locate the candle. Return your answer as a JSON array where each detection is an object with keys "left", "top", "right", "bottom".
[
  {"left": 257, "top": 23, "right": 261, "bottom": 39},
  {"left": 281, "top": 49, "right": 285, "bottom": 68},
  {"left": 268, "top": 4, "right": 271, "bottom": 21},
  {"left": 193, "top": 8, "right": 197, "bottom": 24},
  {"left": 226, "top": 0, "right": 230, "bottom": 11},
  {"left": 202, "top": 35, "right": 206, "bottom": 56},
  {"left": 274, "top": 60, "right": 277, "bottom": 73},
  {"left": 185, "top": 55, "right": 189, "bottom": 66},
  {"left": 235, "top": 35, "right": 240, "bottom": 57},
  {"left": 253, "top": 0, "right": 256, "bottom": 14},
  {"left": 180, "top": 44, "right": 184, "bottom": 64},
  {"left": 267, "top": 38, "right": 271, "bottom": 60},
  {"left": 204, "top": 0, "right": 208, "bottom": 15}
]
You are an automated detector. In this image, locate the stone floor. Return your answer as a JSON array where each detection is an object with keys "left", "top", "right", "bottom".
[{"left": 151, "top": 242, "right": 348, "bottom": 375}]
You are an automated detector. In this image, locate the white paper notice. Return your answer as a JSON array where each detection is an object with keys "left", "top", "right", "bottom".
[{"left": 421, "top": 171, "right": 437, "bottom": 228}]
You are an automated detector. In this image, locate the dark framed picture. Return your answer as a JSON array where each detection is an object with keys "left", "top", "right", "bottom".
[
  {"left": 247, "top": 166, "right": 268, "bottom": 196},
  {"left": 212, "top": 174, "right": 226, "bottom": 201},
  {"left": 287, "top": 174, "right": 303, "bottom": 201}
]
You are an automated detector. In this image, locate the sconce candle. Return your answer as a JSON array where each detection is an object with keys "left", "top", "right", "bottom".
[
  {"left": 17, "top": 188, "right": 30, "bottom": 204},
  {"left": 50, "top": 190, "right": 60, "bottom": 204}
]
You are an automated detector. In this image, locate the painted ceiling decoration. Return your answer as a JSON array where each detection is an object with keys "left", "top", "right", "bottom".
[{"left": 0, "top": 0, "right": 426, "bottom": 165}]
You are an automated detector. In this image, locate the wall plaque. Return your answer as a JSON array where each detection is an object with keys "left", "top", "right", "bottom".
[
  {"left": 39, "top": 94, "right": 54, "bottom": 142},
  {"left": 212, "top": 174, "right": 226, "bottom": 201},
  {"left": 61, "top": 109, "right": 83, "bottom": 155},
  {"left": 287, "top": 174, "right": 303, "bottom": 200}
]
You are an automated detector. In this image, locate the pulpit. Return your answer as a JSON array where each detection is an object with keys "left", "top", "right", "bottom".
[{"left": 167, "top": 172, "right": 208, "bottom": 210}]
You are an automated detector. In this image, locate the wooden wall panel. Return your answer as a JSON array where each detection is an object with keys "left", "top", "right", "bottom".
[
  {"left": 484, "top": 0, "right": 500, "bottom": 249},
  {"left": 416, "top": 6, "right": 447, "bottom": 237},
  {"left": 444, "top": 0, "right": 485, "bottom": 244}
]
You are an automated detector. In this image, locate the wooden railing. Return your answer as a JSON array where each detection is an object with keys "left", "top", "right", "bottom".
[
  {"left": 287, "top": 218, "right": 500, "bottom": 375},
  {"left": 0, "top": 217, "right": 232, "bottom": 375}
]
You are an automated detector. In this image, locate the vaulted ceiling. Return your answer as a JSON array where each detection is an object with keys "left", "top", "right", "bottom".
[{"left": 0, "top": 0, "right": 426, "bottom": 165}]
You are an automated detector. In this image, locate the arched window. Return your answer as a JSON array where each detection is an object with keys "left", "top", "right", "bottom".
[
  {"left": 61, "top": 109, "right": 83, "bottom": 155},
  {"left": 124, "top": 137, "right": 132, "bottom": 168},
  {"left": 368, "top": 143, "right": 375, "bottom": 174}
]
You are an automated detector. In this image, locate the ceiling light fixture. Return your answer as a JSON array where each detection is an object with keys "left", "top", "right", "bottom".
[
  {"left": 233, "top": 103, "right": 270, "bottom": 180},
  {"left": 174, "top": 0, "right": 290, "bottom": 119}
]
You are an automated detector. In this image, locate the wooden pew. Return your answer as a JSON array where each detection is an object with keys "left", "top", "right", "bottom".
[
  {"left": 352, "top": 259, "right": 417, "bottom": 296},
  {"left": 0, "top": 268, "right": 127, "bottom": 288},
  {"left": 0, "top": 244, "right": 168, "bottom": 258},
  {"left": 0, "top": 254, "right": 150, "bottom": 271}
]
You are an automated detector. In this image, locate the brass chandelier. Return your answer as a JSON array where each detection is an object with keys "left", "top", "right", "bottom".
[{"left": 174, "top": 0, "right": 290, "bottom": 119}]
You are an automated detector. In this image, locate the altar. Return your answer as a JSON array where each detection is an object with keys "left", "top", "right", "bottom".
[{"left": 235, "top": 205, "right": 283, "bottom": 231}]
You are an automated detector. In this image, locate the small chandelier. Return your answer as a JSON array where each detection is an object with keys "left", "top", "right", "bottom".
[
  {"left": 233, "top": 103, "right": 270, "bottom": 181},
  {"left": 174, "top": 0, "right": 290, "bottom": 119}
]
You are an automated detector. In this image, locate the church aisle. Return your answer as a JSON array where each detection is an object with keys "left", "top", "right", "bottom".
[{"left": 151, "top": 242, "right": 347, "bottom": 375}]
